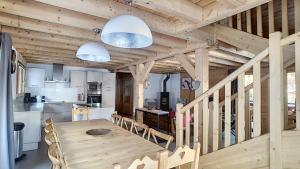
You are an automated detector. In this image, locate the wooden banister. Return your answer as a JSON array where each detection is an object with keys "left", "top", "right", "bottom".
[{"left": 180, "top": 48, "right": 269, "bottom": 114}]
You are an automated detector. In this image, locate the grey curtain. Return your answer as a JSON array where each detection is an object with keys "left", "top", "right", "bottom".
[{"left": 0, "top": 33, "right": 15, "bottom": 169}]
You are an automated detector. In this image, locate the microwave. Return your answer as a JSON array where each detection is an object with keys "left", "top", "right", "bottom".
[{"left": 87, "top": 82, "right": 101, "bottom": 92}]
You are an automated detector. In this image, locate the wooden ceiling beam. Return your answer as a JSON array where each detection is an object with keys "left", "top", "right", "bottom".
[
  {"left": 0, "top": 0, "right": 187, "bottom": 48},
  {"left": 132, "top": 0, "right": 203, "bottom": 23},
  {"left": 209, "top": 49, "right": 249, "bottom": 64},
  {"left": 25, "top": 58, "right": 114, "bottom": 69},
  {"left": 11, "top": 35, "right": 156, "bottom": 57},
  {"left": 176, "top": 0, "right": 271, "bottom": 33},
  {"left": 14, "top": 44, "right": 148, "bottom": 60},
  {"left": 4, "top": 26, "right": 170, "bottom": 54}
]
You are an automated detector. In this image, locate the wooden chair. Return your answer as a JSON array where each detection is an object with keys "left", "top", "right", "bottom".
[
  {"left": 113, "top": 155, "right": 159, "bottom": 169},
  {"left": 158, "top": 142, "right": 201, "bottom": 169},
  {"left": 48, "top": 143, "right": 61, "bottom": 169},
  {"left": 44, "top": 123, "right": 53, "bottom": 134},
  {"left": 45, "top": 131, "right": 57, "bottom": 146},
  {"left": 121, "top": 117, "right": 135, "bottom": 130},
  {"left": 147, "top": 128, "right": 174, "bottom": 149},
  {"left": 111, "top": 113, "right": 122, "bottom": 126},
  {"left": 45, "top": 118, "right": 53, "bottom": 126},
  {"left": 72, "top": 107, "right": 90, "bottom": 121},
  {"left": 130, "top": 122, "right": 149, "bottom": 138}
]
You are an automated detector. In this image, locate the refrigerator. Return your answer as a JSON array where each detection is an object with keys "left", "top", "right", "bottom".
[{"left": 0, "top": 32, "right": 15, "bottom": 169}]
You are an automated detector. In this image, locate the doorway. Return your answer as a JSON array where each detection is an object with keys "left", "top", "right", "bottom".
[{"left": 115, "top": 73, "right": 134, "bottom": 117}]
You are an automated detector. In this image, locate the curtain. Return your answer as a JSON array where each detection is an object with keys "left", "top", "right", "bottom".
[{"left": 0, "top": 33, "right": 15, "bottom": 169}]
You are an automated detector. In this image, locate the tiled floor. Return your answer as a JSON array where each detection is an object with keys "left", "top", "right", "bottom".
[{"left": 15, "top": 133, "right": 51, "bottom": 169}]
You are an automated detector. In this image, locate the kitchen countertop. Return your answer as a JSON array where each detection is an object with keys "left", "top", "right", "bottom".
[{"left": 14, "top": 102, "right": 45, "bottom": 112}]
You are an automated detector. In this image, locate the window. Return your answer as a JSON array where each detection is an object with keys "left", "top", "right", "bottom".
[{"left": 16, "top": 62, "right": 25, "bottom": 95}]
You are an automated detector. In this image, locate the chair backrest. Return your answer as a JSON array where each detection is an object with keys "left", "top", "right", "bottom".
[
  {"left": 72, "top": 107, "right": 90, "bottom": 121},
  {"left": 111, "top": 113, "right": 122, "bottom": 126},
  {"left": 147, "top": 128, "right": 174, "bottom": 149},
  {"left": 158, "top": 142, "right": 201, "bottom": 169},
  {"left": 130, "top": 122, "right": 149, "bottom": 138},
  {"left": 113, "top": 155, "right": 159, "bottom": 169},
  {"left": 45, "top": 118, "right": 53, "bottom": 126},
  {"left": 121, "top": 117, "right": 135, "bottom": 130},
  {"left": 48, "top": 143, "right": 61, "bottom": 169},
  {"left": 44, "top": 123, "right": 53, "bottom": 134},
  {"left": 45, "top": 131, "right": 57, "bottom": 146}
]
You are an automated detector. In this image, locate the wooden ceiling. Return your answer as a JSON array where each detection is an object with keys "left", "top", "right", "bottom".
[{"left": 0, "top": 0, "right": 270, "bottom": 73}]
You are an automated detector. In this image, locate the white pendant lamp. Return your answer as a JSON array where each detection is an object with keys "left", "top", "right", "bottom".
[
  {"left": 101, "top": 15, "right": 153, "bottom": 48},
  {"left": 76, "top": 42, "right": 110, "bottom": 62}
]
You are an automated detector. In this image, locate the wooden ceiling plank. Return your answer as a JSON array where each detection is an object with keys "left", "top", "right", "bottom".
[
  {"left": 132, "top": 0, "right": 203, "bottom": 23},
  {"left": 176, "top": 0, "right": 271, "bottom": 33},
  {"left": 34, "top": 0, "right": 175, "bottom": 35},
  {"left": 10, "top": 35, "right": 156, "bottom": 57}
]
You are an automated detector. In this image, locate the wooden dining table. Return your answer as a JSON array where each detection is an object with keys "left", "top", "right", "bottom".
[{"left": 53, "top": 119, "right": 164, "bottom": 169}]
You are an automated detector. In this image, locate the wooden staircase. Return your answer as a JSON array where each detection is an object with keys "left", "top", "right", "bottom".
[{"left": 175, "top": 31, "right": 300, "bottom": 169}]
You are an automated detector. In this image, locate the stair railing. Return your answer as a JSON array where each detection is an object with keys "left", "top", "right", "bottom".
[{"left": 176, "top": 32, "right": 300, "bottom": 158}]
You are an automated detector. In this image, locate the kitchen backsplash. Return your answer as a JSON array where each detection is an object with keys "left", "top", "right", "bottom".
[{"left": 25, "top": 86, "right": 79, "bottom": 102}]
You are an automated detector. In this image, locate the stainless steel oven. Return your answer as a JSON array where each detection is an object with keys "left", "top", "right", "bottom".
[
  {"left": 87, "top": 82, "right": 102, "bottom": 107},
  {"left": 87, "top": 94, "right": 101, "bottom": 107}
]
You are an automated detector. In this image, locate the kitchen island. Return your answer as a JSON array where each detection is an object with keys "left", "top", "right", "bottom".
[
  {"left": 14, "top": 101, "right": 115, "bottom": 151},
  {"left": 14, "top": 102, "right": 44, "bottom": 151}
]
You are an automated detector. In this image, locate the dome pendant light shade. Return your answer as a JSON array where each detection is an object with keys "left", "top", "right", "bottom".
[
  {"left": 76, "top": 42, "right": 110, "bottom": 62},
  {"left": 101, "top": 15, "right": 153, "bottom": 48}
]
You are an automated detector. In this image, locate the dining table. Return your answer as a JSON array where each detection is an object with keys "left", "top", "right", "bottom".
[{"left": 53, "top": 119, "right": 164, "bottom": 169}]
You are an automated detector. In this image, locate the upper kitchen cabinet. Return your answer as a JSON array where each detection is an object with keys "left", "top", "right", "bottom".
[
  {"left": 26, "top": 68, "right": 45, "bottom": 88},
  {"left": 102, "top": 73, "right": 116, "bottom": 107},
  {"left": 70, "top": 71, "right": 86, "bottom": 88},
  {"left": 87, "top": 71, "right": 103, "bottom": 83}
]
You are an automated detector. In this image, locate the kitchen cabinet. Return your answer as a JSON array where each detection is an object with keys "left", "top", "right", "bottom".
[
  {"left": 14, "top": 110, "right": 42, "bottom": 151},
  {"left": 26, "top": 68, "right": 45, "bottom": 88},
  {"left": 87, "top": 71, "right": 102, "bottom": 83},
  {"left": 89, "top": 107, "right": 115, "bottom": 120},
  {"left": 102, "top": 73, "right": 116, "bottom": 107},
  {"left": 70, "top": 71, "right": 86, "bottom": 88}
]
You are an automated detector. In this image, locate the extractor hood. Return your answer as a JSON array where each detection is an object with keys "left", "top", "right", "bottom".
[{"left": 45, "top": 63, "right": 67, "bottom": 83}]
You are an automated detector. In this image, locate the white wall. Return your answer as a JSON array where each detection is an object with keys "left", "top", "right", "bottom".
[
  {"left": 144, "top": 73, "right": 180, "bottom": 111},
  {"left": 25, "top": 63, "right": 111, "bottom": 102}
]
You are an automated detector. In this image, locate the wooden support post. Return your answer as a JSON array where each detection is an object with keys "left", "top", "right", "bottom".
[
  {"left": 176, "top": 103, "right": 184, "bottom": 147},
  {"left": 202, "top": 97, "right": 209, "bottom": 154},
  {"left": 253, "top": 62, "right": 261, "bottom": 137},
  {"left": 195, "top": 48, "right": 209, "bottom": 148},
  {"left": 295, "top": 36, "right": 300, "bottom": 130},
  {"left": 269, "top": 32, "right": 283, "bottom": 169},
  {"left": 257, "top": 6, "right": 263, "bottom": 37},
  {"left": 237, "top": 13, "right": 242, "bottom": 30},
  {"left": 246, "top": 10, "right": 252, "bottom": 33},
  {"left": 224, "top": 82, "right": 231, "bottom": 147},
  {"left": 193, "top": 103, "right": 199, "bottom": 143},
  {"left": 228, "top": 16, "right": 233, "bottom": 28},
  {"left": 129, "top": 62, "right": 155, "bottom": 119},
  {"left": 185, "top": 109, "right": 190, "bottom": 146},
  {"left": 268, "top": 1, "right": 275, "bottom": 34},
  {"left": 295, "top": 0, "right": 300, "bottom": 32},
  {"left": 283, "top": 70, "right": 288, "bottom": 130},
  {"left": 281, "top": 0, "right": 288, "bottom": 37},
  {"left": 237, "top": 73, "right": 245, "bottom": 142},
  {"left": 213, "top": 90, "right": 219, "bottom": 151},
  {"left": 245, "top": 90, "right": 251, "bottom": 140}
]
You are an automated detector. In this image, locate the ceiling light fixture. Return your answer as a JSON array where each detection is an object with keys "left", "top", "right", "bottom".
[
  {"left": 76, "top": 42, "right": 110, "bottom": 62},
  {"left": 101, "top": 0, "right": 153, "bottom": 49}
]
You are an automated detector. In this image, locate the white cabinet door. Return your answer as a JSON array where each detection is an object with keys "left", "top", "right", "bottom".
[
  {"left": 102, "top": 73, "right": 116, "bottom": 107},
  {"left": 87, "top": 71, "right": 102, "bottom": 82},
  {"left": 26, "top": 68, "right": 45, "bottom": 87},
  {"left": 70, "top": 71, "right": 86, "bottom": 87}
]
